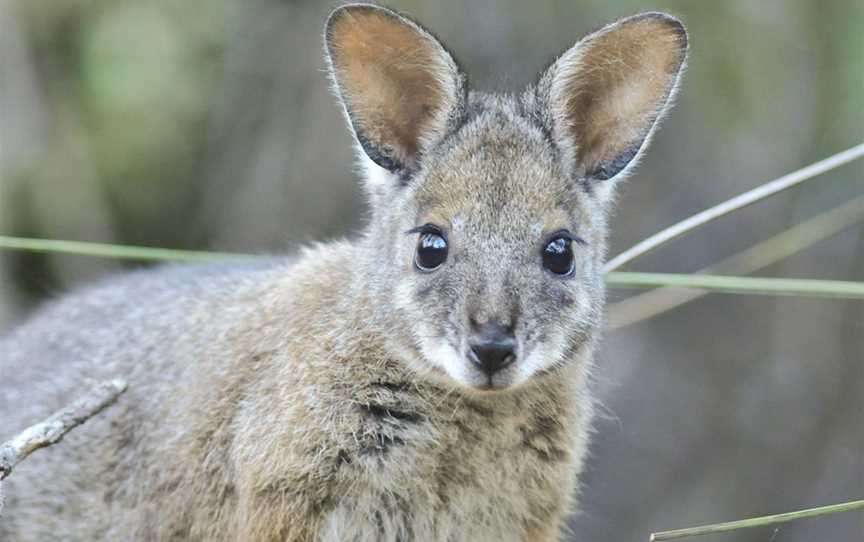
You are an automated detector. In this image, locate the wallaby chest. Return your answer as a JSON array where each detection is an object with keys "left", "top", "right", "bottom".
[{"left": 305, "top": 372, "right": 580, "bottom": 541}]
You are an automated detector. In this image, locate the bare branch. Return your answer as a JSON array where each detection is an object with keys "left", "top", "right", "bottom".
[
  {"left": 0, "top": 379, "right": 127, "bottom": 516},
  {"left": 0, "top": 378, "right": 127, "bottom": 480}
]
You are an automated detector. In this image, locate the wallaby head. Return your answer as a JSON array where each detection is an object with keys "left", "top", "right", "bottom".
[{"left": 325, "top": 4, "right": 686, "bottom": 392}]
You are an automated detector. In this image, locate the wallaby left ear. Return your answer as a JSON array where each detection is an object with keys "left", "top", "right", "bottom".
[
  {"left": 325, "top": 4, "right": 465, "bottom": 177},
  {"left": 540, "top": 12, "right": 687, "bottom": 188}
]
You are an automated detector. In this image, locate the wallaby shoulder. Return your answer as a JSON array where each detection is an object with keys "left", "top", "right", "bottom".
[
  {"left": 1, "top": 255, "right": 294, "bottom": 428},
  {"left": 0, "top": 251, "right": 316, "bottom": 540}
]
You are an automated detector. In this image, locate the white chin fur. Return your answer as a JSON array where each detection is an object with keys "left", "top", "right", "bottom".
[
  {"left": 417, "top": 334, "right": 466, "bottom": 383},
  {"left": 416, "top": 327, "right": 570, "bottom": 390},
  {"left": 519, "top": 330, "right": 567, "bottom": 380}
]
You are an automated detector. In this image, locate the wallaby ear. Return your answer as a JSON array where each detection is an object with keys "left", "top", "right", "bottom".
[
  {"left": 541, "top": 12, "right": 687, "bottom": 188},
  {"left": 325, "top": 4, "right": 465, "bottom": 176}
]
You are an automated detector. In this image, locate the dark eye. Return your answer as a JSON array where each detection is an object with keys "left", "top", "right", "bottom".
[
  {"left": 542, "top": 236, "right": 574, "bottom": 276},
  {"left": 415, "top": 230, "right": 448, "bottom": 271}
]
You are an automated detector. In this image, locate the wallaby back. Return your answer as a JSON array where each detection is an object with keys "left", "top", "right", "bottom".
[{"left": 0, "top": 4, "right": 686, "bottom": 541}]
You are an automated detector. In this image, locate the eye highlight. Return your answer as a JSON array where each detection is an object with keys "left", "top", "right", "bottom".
[
  {"left": 408, "top": 224, "right": 448, "bottom": 271},
  {"left": 542, "top": 232, "right": 582, "bottom": 276}
]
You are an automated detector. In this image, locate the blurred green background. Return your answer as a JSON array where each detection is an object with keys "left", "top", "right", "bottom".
[{"left": 1, "top": 1, "right": 862, "bottom": 540}]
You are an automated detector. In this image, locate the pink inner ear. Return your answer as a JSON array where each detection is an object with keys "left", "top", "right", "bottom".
[
  {"left": 327, "top": 7, "right": 458, "bottom": 170},
  {"left": 559, "top": 15, "right": 686, "bottom": 178}
]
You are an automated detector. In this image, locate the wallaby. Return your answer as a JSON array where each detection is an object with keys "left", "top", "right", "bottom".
[{"left": 0, "top": 4, "right": 687, "bottom": 541}]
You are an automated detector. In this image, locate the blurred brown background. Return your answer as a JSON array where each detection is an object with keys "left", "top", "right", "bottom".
[{"left": 1, "top": 1, "right": 862, "bottom": 540}]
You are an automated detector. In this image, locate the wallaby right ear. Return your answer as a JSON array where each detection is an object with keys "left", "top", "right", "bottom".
[
  {"left": 325, "top": 4, "right": 465, "bottom": 177},
  {"left": 538, "top": 12, "right": 687, "bottom": 197}
]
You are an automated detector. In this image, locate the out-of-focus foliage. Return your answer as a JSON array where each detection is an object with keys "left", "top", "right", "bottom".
[{"left": 0, "top": 1, "right": 861, "bottom": 541}]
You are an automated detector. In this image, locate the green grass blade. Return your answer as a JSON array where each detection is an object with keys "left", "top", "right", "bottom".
[
  {"left": 605, "top": 142, "right": 864, "bottom": 272},
  {"left": 0, "top": 236, "right": 250, "bottom": 263},
  {"left": 649, "top": 499, "right": 864, "bottom": 540},
  {"left": 3, "top": 237, "right": 864, "bottom": 299},
  {"left": 608, "top": 195, "right": 864, "bottom": 328},
  {"left": 605, "top": 272, "right": 864, "bottom": 299}
]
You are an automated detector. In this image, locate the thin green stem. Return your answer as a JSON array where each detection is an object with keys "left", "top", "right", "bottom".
[
  {"left": 605, "top": 272, "right": 864, "bottom": 299},
  {"left": 0, "top": 236, "right": 250, "bottom": 263},
  {"left": 605, "top": 142, "right": 864, "bottom": 272},
  {"left": 608, "top": 195, "right": 864, "bottom": 328},
  {"left": 2, "top": 237, "right": 864, "bottom": 299},
  {"left": 649, "top": 499, "right": 864, "bottom": 540}
]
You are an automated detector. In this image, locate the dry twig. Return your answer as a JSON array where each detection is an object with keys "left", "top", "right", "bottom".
[{"left": 0, "top": 378, "right": 127, "bottom": 516}]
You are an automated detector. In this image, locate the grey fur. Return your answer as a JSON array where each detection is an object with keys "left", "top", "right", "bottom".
[{"left": 0, "top": 5, "right": 686, "bottom": 541}]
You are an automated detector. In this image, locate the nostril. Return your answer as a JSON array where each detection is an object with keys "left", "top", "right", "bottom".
[{"left": 469, "top": 341, "right": 516, "bottom": 375}]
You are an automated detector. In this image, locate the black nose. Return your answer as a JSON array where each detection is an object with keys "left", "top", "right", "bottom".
[{"left": 468, "top": 326, "right": 516, "bottom": 375}]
